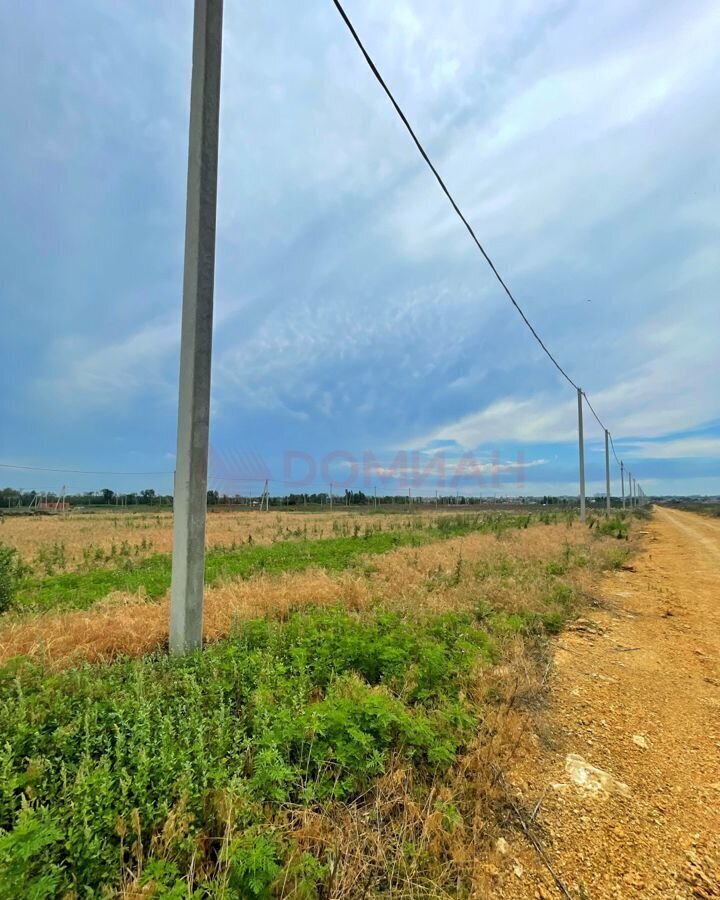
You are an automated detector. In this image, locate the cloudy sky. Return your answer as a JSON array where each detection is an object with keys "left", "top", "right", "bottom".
[{"left": 1, "top": 0, "right": 718, "bottom": 498}]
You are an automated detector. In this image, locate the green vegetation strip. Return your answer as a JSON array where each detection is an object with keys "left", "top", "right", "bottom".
[
  {"left": 11, "top": 513, "right": 540, "bottom": 614},
  {"left": 0, "top": 514, "right": 633, "bottom": 896},
  {"left": 0, "top": 606, "right": 496, "bottom": 897}
]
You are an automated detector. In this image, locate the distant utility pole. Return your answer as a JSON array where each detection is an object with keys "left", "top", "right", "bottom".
[
  {"left": 169, "top": 0, "right": 224, "bottom": 656},
  {"left": 620, "top": 461, "right": 626, "bottom": 510},
  {"left": 329, "top": 482, "right": 333, "bottom": 509},
  {"left": 604, "top": 430, "right": 611, "bottom": 513},
  {"left": 577, "top": 388, "right": 586, "bottom": 523},
  {"left": 374, "top": 485, "right": 377, "bottom": 510}
]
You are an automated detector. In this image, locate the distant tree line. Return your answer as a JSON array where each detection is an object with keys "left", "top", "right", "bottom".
[
  {"left": 207, "top": 491, "right": 528, "bottom": 507},
  {"left": 3, "top": 486, "right": 568, "bottom": 511},
  {"left": 0, "top": 487, "right": 171, "bottom": 508}
]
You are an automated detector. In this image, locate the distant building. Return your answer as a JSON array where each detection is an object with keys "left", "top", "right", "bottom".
[{"left": 36, "top": 499, "right": 70, "bottom": 512}]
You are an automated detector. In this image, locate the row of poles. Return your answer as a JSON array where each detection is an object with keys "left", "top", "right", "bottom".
[
  {"left": 169, "top": 1, "right": 648, "bottom": 654},
  {"left": 576, "top": 387, "right": 647, "bottom": 523},
  {"left": 250, "top": 487, "right": 470, "bottom": 509}
]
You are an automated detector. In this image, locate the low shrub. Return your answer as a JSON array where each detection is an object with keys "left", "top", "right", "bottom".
[
  {"left": 588, "top": 515, "right": 629, "bottom": 540},
  {"left": 0, "top": 544, "right": 20, "bottom": 613},
  {"left": 0, "top": 607, "right": 495, "bottom": 896}
]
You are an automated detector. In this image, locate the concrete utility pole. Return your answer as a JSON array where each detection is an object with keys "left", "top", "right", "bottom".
[
  {"left": 577, "top": 388, "right": 586, "bottom": 523},
  {"left": 169, "top": 0, "right": 224, "bottom": 656},
  {"left": 620, "top": 461, "right": 625, "bottom": 510},
  {"left": 604, "top": 430, "right": 611, "bottom": 513}
]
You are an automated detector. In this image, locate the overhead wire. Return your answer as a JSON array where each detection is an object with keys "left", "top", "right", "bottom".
[
  {"left": 0, "top": 463, "right": 173, "bottom": 476},
  {"left": 4, "top": 5, "right": 642, "bottom": 497},
  {"left": 331, "top": 0, "right": 636, "bottom": 480},
  {"left": 331, "top": 0, "right": 580, "bottom": 389},
  {"left": 582, "top": 393, "right": 607, "bottom": 433}
]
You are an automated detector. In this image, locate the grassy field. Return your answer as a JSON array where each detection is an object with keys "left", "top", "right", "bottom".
[
  {"left": 4, "top": 512, "right": 536, "bottom": 615},
  {"left": 0, "top": 508, "right": 507, "bottom": 577},
  {"left": 662, "top": 500, "right": 720, "bottom": 518},
  {"left": 0, "top": 508, "right": 636, "bottom": 897}
]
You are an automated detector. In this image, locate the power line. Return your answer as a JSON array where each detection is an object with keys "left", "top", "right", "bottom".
[
  {"left": 582, "top": 395, "right": 625, "bottom": 478},
  {"left": 0, "top": 463, "right": 173, "bottom": 476},
  {"left": 331, "top": 0, "right": 578, "bottom": 389},
  {"left": 582, "top": 393, "right": 607, "bottom": 433},
  {"left": 331, "top": 0, "right": 637, "bottom": 474},
  {"left": 7, "top": 9, "right": 633, "bottom": 498},
  {"left": 582, "top": 396, "right": 623, "bottom": 467}
]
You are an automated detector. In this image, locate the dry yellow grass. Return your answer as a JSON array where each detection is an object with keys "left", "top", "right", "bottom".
[
  {"left": 0, "top": 507, "right": 461, "bottom": 573},
  {"left": 3, "top": 515, "right": 634, "bottom": 898},
  {"left": 118, "top": 634, "right": 552, "bottom": 898},
  {"left": 0, "top": 522, "right": 619, "bottom": 668},
  {"left": 280, "top": 660, "right": 537, "bottom": 898}
]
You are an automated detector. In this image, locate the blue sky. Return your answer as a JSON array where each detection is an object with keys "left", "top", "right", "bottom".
[{"left": 1, "top": 0, "right": 719, "bottom": 498}]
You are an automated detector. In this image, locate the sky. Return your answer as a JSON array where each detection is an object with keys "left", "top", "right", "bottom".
[{"left": 1, "top": 0, "right": 719, "bottom": 499}]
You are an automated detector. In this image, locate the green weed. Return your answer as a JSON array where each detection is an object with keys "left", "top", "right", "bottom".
[
  {"left": 0, "top": 607, "right": 495, "bottom": 896},
  {"left": 588, "top": 514, "right": 630, "bottom": 540},
  {"left": 11, "top": 514, "right": 538, "bottom": 615},
  {"left": 0, "top": 545, "right": 28, "bottom": 614}
]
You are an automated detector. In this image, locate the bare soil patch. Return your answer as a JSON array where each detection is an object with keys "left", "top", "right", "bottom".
[{"left": 493, "top": 508, "right": 720, "bottom": 899}]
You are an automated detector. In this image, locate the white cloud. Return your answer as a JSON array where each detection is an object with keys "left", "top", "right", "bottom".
[
  {"left": 5, "top": 0, "right": 720, "bottom": 494},
  {"left": 417, "top": 395, "right": 578, "bottom": 446},
  {"left": 34, "top": 318, "right": 179, "bottom": 414},
  {"left": 620, "top": 437, "right": 720, "bottom": 460}
]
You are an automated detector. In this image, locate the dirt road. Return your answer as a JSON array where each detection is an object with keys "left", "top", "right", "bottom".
[{"left": 500, "top": 508, "right": 720, "bottom": 899}]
